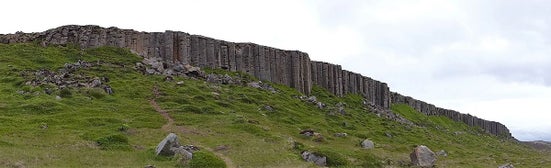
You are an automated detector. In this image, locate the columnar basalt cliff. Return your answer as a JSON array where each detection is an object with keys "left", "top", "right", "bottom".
[{"left": 0, "top": 25, "right": 512, "bottom": 138}]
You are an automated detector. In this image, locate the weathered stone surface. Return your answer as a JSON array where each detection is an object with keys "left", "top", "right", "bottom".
[
  {"left": 360, "top": 139, "right": 374, "bottom": 149},
  {"left": 155, "top": 133, "right": 180, "bottom": 156},
  {"left": 301, "top": 151, "right": 327, "bottom": 166},
  {"left": 0, "top": 25, "right": 514, "bottom": 139},
  {"left": 391, "top": 92, "right": 512, "bottom": 139},
  {"left": 410, "top": 145, "right": 436, "bottom": 167}
]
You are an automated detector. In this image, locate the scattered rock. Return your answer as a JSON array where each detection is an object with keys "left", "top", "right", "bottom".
[
  {"left": 306, "top": 96, "right": 317, "bottom": 103},
  {"left": 247, "top": 81, "right": 276, "bottom": 93},
  {"left": 90, "top": 78, "right": 102, "bottom": 87},
  {"left": 206, "top": 74, "right": 219, "bottom": 83},
  {"left": 410, "top": 145, "right": 436, "bottom": 167},
  {"left": 164, "top": 76, "right": 174, "bottom": 81},
  {"left": 301, "top": 151, "right": 327, "bottom": 166},
  {"left": 248, "top": 81, "right": 261, "bottom": 88},
  {"left": 385, "top": 132, "right": 393, "bottom": 138},
  {"left": 334, "top": 132, "right": 348, "bottom": 137},
  {"left": 55, "top": 96, "right": 62, "bottom": 100},
  {"left": 498, "top": 163, "right": 514, "bottom": 168},
  {"left": 103, "top": 85, "right": 114, "bottom": 95},
  {"left": 361, "top": 139, "right": 375, "bottom": 149},
  {"left": 176, "top": 81, "right": 184, "bottom": 85},
  {"left": 263, "top": 105, "right": 274, "bottom": 112},
  {"left": 436, "top": 150, "right": 447, "bottom": 157},
  {"left": 300, "top": 129, "right": 316, "bottom": 137},
  {"left": 316, "top": 102, "right": 325, "bottom": 109},
  {"left": 44, "top": 88, "right": 52, "bottom": 95},
  {"left": 183, "top": 64, "right": 204, "bottom": 78},
  {"left": 220, "top": 74, "right": 234, "bottom": 84},
  {"left": 144, "top": 165, "right": 155, "bottom": 168}
]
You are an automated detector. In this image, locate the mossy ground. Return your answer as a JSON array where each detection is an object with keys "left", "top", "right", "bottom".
[{"left": 0, "top": 43, "right": 549, "bottom": 167}]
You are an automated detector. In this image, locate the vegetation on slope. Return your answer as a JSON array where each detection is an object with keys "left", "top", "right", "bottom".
[{"left": 0, "top": 43, "right": 549, "bottom": 167}]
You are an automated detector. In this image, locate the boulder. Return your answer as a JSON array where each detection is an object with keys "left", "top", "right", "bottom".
[
  {"left": 410, "top": 145, "right": 436, "bottom": 167},
  {"left": 155, "top": 133, "right": 180, "bottom": 156},
  {"left": 361, "top": 139, "right": 374, "bottom": 149},
  {"left": 301, "top": 151, "right": 327, "bottom": 166},
  {"left": 498, "top": 163, "right": 514, "bottom": 168}
]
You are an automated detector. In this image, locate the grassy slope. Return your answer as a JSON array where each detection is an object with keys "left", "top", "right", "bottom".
[{"left": 0, "top": 43, "right": 549, "bottom": 167}]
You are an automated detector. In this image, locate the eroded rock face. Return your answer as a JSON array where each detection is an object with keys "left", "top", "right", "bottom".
[{"left": 410, "top": 145, "right": 436, "bottom": 167}]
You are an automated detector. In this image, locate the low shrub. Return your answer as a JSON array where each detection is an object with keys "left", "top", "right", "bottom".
[
  {"left": 187, "top": 151, "right": 226, "bottom": 168},
  {"left": 96, "top": 134, "right": 130, "bottom": 150}
]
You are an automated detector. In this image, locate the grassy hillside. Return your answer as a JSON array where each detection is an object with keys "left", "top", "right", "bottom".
[{"left": 0, "top": 43, "right": 549, "bottom": 167}]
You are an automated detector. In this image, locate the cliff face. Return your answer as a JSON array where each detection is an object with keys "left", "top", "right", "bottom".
[{"left": 0, "top": 25, "right": 512, "bottom": 138}]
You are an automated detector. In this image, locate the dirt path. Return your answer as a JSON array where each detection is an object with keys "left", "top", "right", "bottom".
[
  {"left": 149, "top": 85, "right": 236, "bottom": 168},
  {"left": 150, "top": 85, "right": 174, "bottom": 132}
]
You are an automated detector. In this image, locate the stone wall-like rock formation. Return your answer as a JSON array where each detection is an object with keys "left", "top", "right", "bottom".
[
  {"left": 310, "top": 61, "right": 390, "bottom": 109},
  {"left": 391, "top": 92, "right": 511, "bottom": 137},
  {"left": 0, "top": 25, "right": 512, "bottom": 139}
]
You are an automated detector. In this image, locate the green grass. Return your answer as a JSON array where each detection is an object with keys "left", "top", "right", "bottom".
[{"left": 0, "top": 43, "right": 549, "bottom": 167}]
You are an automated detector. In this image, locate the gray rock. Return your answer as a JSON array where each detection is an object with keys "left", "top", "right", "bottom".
[
  {"left": 55, "top": 95, "right": 62, "bottom": 100},
  {"left": 361, "top": 139, "right": 374, "bottom": 149},
  {"left": 436, "top": 150, "right": 447, "bottom": 157},
  {"left": 220, "top": 74, "right": 233, "bottom": 84},
  {"left": 171, "top": 146, "right": 193, "bottom": 160},
  {"left": 206, "top": 74, "right": 219, "bottom": 83},
  {"left": 176, "top": 81, "right": 184, "bottom": 85},
  {"left": 316, "top": 102, "right": 325, "bottom": 109},
  {"left": 498, "top": 163, "right": 514, "bottom": 168},
  {"left": 173, "top": 64, "right": 184, "bottom": 72},
  {"left": 263, "top": 105, "right": 274, "bottom": 112},
  {"left": 410, "top": 145, "right": 436, "bottom": 167},
  {"left": 155, "top": 133, "right": 180, "bottom": 156},
  {"left": 300, "top": 129, "right": 315, "bottom": 137},
  {"left": 103, "top": 85, "right": 114, "bottom": 95},
  {"left": 90, "top": 78, "right": 101, "bottom": 87},
  {"left": 334, "top": 132, "right": 348, "bottom": 137},
  {"left": 301, "top": 151, "right": 326, "bottom": 166},
  {"left": 306, "top": 96, "right": 317, "bottom": 103},
  {"left": 248, "top": 81, "right": 262, "bottom": 89}
]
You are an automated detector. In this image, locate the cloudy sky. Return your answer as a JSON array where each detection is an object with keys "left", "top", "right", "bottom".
[{"left": 2, "top": 0, "right": 550, "bottom": 141}]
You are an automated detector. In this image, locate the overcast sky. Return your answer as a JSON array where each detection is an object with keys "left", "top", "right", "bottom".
[{"left": 2, "top": 0, "right": 550, "bottom": 141}]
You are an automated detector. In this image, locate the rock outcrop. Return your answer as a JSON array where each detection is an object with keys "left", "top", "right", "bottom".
[
  {"left": 391, "top": 92, "right": 512, "bottom": 138},
  {"left": 0, "top": 25, "right": 513, "bottom": 139}
]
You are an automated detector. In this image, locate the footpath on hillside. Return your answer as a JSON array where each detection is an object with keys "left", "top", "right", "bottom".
[{"left": 149, "top": 85, "right": 235, "bottom": 168}]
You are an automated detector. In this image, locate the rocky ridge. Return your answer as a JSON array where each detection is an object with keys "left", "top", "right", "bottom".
[{"left": 0, "top": 25, "right": 512, "bottom": 139}]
